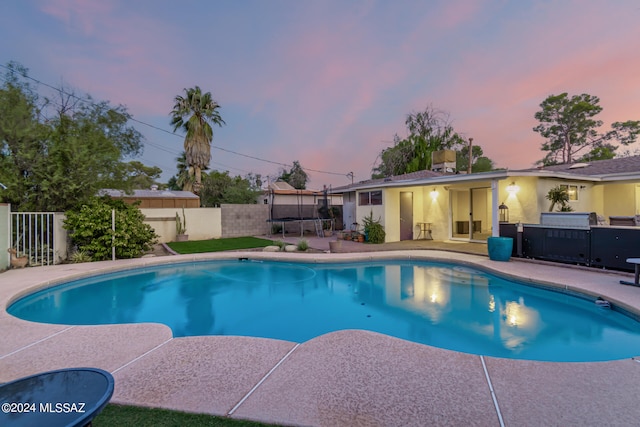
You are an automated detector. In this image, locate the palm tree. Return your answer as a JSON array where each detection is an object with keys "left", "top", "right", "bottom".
[
  {"left": 175, "top": 151, "right": 196, "bottom": 192},
  {"left": 546, "top": 185, "right": 573, "bottom": 212},
  {"left": 170, "top": 86, "right": 225, "bottom": 193}
]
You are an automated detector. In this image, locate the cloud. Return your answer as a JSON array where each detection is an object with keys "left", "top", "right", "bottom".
[{"left": 13, "top": 0, "right": 639, "bottom": 185}]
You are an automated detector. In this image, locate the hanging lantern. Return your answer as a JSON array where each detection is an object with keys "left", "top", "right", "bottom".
[{"left": 499, "top": 202, "right": 509, "bottom": 223}]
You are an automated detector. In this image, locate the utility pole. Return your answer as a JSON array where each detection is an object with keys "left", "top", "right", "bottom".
[{"left": 467, "top": 138, "right": 473, "bottom": 174}]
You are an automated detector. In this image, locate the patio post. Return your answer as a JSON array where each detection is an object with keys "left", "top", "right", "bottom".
[{"left": 491, "top": 179, "right": 500, "bottom": 237}]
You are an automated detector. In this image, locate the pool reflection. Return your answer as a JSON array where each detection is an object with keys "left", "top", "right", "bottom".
[{"left": 8, "top": 260, "right": 640, "bottom": 362}]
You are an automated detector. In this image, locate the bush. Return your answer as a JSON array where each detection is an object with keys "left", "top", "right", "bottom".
[
  {"left": 69, "top": 249, "right": 92, "bottom": 263},
  {"left": 296, "top": 239, "right": 309, "bottom": 251},
  {"left": 64, "top": 196, "right": 158, "bottom": 261},
  {"left": 362, "top": 211, "right": 386, "bottom": 244}
]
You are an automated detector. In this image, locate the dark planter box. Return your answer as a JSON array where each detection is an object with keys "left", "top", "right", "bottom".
[{"left": 590, "top": 227, "right": 640, "bottom": 271}]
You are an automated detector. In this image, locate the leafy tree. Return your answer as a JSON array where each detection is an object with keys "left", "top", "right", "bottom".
[
  {"left": 533, "top": 93, "right": 640, "bottom": 165},
  {"left": 372, "top": 135, "right": 415, "bottom": 178},
  {"left": 0, "top": 63, "right": 144, "bottom": 212},
  {"left": 64, "top": 196, "right": 158, "bottom": 261},
  {"left": 199, "top": 170, "right": 260, "bottom": 206},
  {"left": 170, "top": 86, "right": 225, "bottom": 193},
  {"left": 245, "top": 172, "right": 263, "bottom": 190},
  {"left": 122, "top": 161, "right": 162, "bottom": 189},
  {"left": 372, "top": 105, "right": 493, "bottom": 178},
  {"left": 0, "top": 65, "right": 48, "bottom": 208},
  {"left": 278, "top": 160, "right": 308, "bottom": 189},
  {"left": 456, "top": 145, "right": 495, "bottom": 173}
]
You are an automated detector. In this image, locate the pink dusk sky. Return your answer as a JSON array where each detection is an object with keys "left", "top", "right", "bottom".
[{"left": 2, "top": 0, "right": 639, "bottom": 188}]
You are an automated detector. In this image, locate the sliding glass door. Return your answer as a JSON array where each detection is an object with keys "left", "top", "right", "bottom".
[{"left": 450, "top": 187, "right": 491, "bottom": 241}]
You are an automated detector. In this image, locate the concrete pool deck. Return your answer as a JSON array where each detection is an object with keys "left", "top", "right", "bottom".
[{"left": 2, "top": 250, "right": 640, "bottom": 426}]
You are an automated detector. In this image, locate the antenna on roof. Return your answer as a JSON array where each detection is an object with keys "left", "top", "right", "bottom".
[{"left": 347, "top": 172, "right": 354, "bottom": 184}]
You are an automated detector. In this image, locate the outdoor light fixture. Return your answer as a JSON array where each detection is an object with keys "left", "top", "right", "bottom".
[
  {"left": 430, "top": 188, "right": 438, "bottom": 200},
  {"left": 499, "top": 202, "right": 509, "bottom": 223},
  {"left": 506, "top": 182, "right": 520, "bottom": 195}
]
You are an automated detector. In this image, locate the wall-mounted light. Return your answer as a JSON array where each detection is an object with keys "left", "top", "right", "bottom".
[
  {"left": 430, "top": 188, "right": 438, "bottom": 200},
  {"left": 499, "top": 202, "right": 509, "bottom": 223},
  {"left": 506, "top": 182, "right": 520, "bottom": 195}
]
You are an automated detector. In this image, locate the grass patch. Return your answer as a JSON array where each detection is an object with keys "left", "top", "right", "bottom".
[
  {"left": 166, "top": 236, "right": 276, "bottom": 254},
  {"left": 93, "top": 404, "right": 277, "bottom": 426}
]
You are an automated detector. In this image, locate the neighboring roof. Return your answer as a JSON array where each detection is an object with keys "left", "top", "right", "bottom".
[
  {"left": 266, "top": 180, "right": 325, "bottom": 196},
  {"left": 514, "top": 155, "right": 640, "bottom": 178},
  {"left": 99, "top": 189, "right": 199, "bottom": 199},
  {"left": 269, "top": 181, "right": 296, "bottom": 191}
]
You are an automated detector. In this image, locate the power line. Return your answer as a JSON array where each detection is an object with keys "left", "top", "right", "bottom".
[{"left": 0, "top": 63, "right": 350, "bottom": 178}]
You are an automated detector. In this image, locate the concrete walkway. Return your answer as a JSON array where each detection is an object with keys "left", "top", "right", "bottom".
[{"left": 2, "top": 251, "right": 640, "bottom": 426}]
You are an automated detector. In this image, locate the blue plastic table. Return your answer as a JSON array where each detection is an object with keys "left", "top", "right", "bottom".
[{"left": 0, "top": 367, "right": 114, "bottom": 427}]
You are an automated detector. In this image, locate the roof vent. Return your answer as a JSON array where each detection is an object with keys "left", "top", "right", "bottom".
[
  {"left": 150, "top": 184, "right": 158, "bottom": 191},
  {"left": 569, "top": 162, "right": 590, "bottom": 169}
]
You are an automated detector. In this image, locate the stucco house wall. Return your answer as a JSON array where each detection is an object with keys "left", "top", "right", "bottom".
[
  {"left": 498, "top": 176, "right": 538, "bottom": 224},
  {"left": 423, "top": 186, "right": 449, "bottom": 240},
  {"left": 602, "top": 183, "right": 637, "bottom": 218}
]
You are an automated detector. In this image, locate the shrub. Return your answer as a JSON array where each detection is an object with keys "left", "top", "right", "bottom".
[
  {"left": 64, "top": 196, "right": 158, "bottom": 261},
  {"left": 69, "top": 249, "right": 92, "bottom": 263},
  {"left": 546, "top": 185, "right": 573, "bottom": 212},
  {"left": 296, "top": 239, "right": 309, "bottom": 251},
  {"left": 362, "top": 211, "right": 386, "bottom": 244}
]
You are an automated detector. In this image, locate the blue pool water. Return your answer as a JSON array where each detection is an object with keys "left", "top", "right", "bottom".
[{"left": 8, "top": 259, "right": 640, "bottom": 362}]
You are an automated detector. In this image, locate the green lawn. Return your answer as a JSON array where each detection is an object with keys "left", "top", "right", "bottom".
[
  {"left": 166, "top": 236, "right": 277, "bottom": 254},
  {"left": 93, "top": 404, "right": 279, "bottom": 426}
]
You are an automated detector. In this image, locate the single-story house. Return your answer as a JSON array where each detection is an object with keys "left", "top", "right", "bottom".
[{"left": 332, "top": 155, "right": 640, "bottom": 243}]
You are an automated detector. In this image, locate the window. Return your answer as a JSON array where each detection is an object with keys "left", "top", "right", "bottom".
[
  {"left": 358, "top": 190, "right": 383, "bottom": 206},
  {"left": 359, "top": 192, "right": 369, "bottom": 206},
  {"left": 560, "top": 185, "right": 578, "bottom": 201},
  {"left": 371, "top": 190, "right": 382, "bottom": 205}
]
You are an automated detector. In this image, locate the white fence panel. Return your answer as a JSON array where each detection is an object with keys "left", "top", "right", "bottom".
[{"left": 11, "top": 212, "right": 66, "bottom": 266}]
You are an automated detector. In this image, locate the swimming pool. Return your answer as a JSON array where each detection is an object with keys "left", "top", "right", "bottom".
[{"left": 8, "top": 259, "right": 640, "bottom": 362}]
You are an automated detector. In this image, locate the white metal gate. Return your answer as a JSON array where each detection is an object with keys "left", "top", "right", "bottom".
[{"left": 11, "top": 212, "right": 58, "bottom": 266}]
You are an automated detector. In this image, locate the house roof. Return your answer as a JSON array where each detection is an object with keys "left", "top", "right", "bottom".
[
  {"left": 332, "top": 169, "right": 444, "bottom": 192},
  {"left": 99, "top": 189, "right": 199, "bottom": 199},
  {"left": 330, "top": 155, "right": 640, "bottom": 193},
  {"left": 514, "top": 155, "right": 640, "bottom": 178}
]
